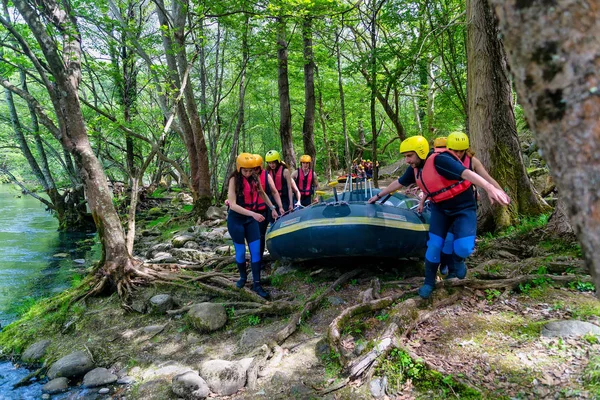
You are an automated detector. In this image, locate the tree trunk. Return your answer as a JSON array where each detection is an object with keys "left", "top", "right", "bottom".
[
  {"left": 547, "top": 195, "right": 574, "bottom": 239},
  {"left": 277, "top": 17, "right": 296, "bottom": 169},
  {"left": 369, "top": 0, "right": 379, "bottom": 187},
  {"left": 488, "top": 0, "right": 600, "bottom": 296},
  {"left": 467, "top": 0, "right": 549, "bottom": 232},
  {"left": 317, "top": 70, "right": 332, "bottom": 182},
  {"left": 12, "top": 0, "right": 136, "bottom": 294},
  {"left": 302, "top": 17, "right": 316, "bottom": 163}
]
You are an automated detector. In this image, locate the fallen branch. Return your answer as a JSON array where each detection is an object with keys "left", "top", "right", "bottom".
[{"left": 12, "top": 360, "right": 47, "bottom": 389}]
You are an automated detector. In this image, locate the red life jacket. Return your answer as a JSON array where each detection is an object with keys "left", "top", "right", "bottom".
[
  {"left": 433, "top": 147, "right": 445, "bottom": 153},
  {"left": 415, "top": 150, "right": 472, "bottom": 203},
  {"left": 296, "top": 169, "right": 314, "bottom": 197},
  {"left": 255, "top": 170, "right": 269, "bottom": 211},
  {"left": 268, "top": 164, "right": 284, "bottom": 194},
  {"left": 238, "top": 176, "right": 260, "bottom": 211}
]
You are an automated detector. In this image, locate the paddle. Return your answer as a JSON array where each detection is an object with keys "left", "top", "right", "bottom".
[{"left": 327, "top": 180, "right": 339, "bottom": 202}]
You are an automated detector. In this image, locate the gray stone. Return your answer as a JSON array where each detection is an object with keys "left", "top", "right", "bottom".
[
  {"left": 149, "top": 294, "right": 174, "bottom": 314},
  {"left": 42, "top": 377, "right": 69, "bottom": 394},
  {"left": 117, "top": 376, "right": 135, "bottom": 385},
  {"left": 238, "top": 326, "right": 279, "bottom": 351},
  {"left": 184, "top": 241, "right": 200, "bottom": 249},
  {"left": 370, "top": 376, "right": 387, "bottom": 398},
  {"left": 199, "top": 360, "right": 246, "bottom": 396},
  {"left": 327, "top": 296, "right": 346, "bottom": 306},
  {"left": 53, "top": 253, "right": 68, "bottom": 258},
  {"left": 223, "top": 232, "right": 231, "bottom": 240},
  {"left": 172, "top": 234, "right": 196, "bottom": 248},
  {"left": 215, "top": 245, "right": 233, "bottom": 256},
  {"left": 73, "top": 259, "right": 86, "bottom": 264},
  {"left": 172, "top": 371, "right": 210, "bottom": 399},
  {"left": 171, "top": 248, "right": 207, "bottom": 264},
  {"left": 142, "top": 361, "right": 192, "bottom": 381},
  {"left": 83, "top": 367, "right": 118, "bottom": 387},
  {"left": 188, "top": 303, "right": 227, "bottom": 332},
  {"left": 150, "top": 252, "right": 176, "bottom": 263},
  {"left": 142, "top": 324, "right": 167, "bottom": 334},
  {"left": 238, "top": 358, "right": 254, "bottom": 374},
  {"left": 206, "top": 206, "right": 226, "bottom": 220},
  {"left": 22, "top": 340, "right": 51, "bottom": 363},
  {"left": 47, "top": 350, "right": 95, "bottom": 379},
  {"left": 98, "top": 388, "right": 110, "bottom": 394},
  {"left": 42, "top": 394, "right": 50, "bottom": 400},
  {"left": 542, "top": 320, "right": 600, "bottom": 337},
  {"left": 273, "top": 264, "right": 295, "bottom": 276},
  {"left": 146, "top": 243, "right": 172, "bottom": 258}
]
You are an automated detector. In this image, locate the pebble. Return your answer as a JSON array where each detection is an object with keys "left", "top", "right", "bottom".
[{"left": 99, "top": 387, "right": 110, "bottom": 394}]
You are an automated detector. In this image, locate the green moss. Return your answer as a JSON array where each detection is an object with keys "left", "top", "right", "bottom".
[{"left": 583, "top": 356, "right": 600, "bottom": 396}]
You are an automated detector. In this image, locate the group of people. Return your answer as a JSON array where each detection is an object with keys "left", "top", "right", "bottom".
[
  {"left": 225, "top": 151, "right": 319, "bottom": 298},
  {"left": 352, "top": 158, "right": 378, "bottom": 179},
  {"left": 227, "top": 132, "right": 509, "bottom": 301},
  {"left": 367, "top": 132, "right": 510, "bottom": 299}
]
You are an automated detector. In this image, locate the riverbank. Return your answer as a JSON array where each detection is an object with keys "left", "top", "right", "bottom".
[{"left": 1, "top": 198, "right": 599, "bottom": 399}]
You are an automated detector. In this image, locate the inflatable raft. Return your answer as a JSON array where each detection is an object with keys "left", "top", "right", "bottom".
[{"left": 266, "top": 188, "right": 430, "bottom": 261}]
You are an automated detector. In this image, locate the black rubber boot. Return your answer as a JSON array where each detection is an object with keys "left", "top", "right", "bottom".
[
  {"left": 251, "top": 261, "right": 269, "bottom": 299},
  {"left": 418, "top": 260, "right": 438, "bottom": 299},
  {"left": 236, "top": 262, "right": 247, "bottom": 288},
  {"left": 439, "top": 252, "right": 453, "bottom": 276}
]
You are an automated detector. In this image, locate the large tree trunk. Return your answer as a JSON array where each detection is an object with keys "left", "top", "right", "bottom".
[
  {"left": 277, "top": 17, "right": 296, "bottom": 169},
  {"left": 302, "top": 17, "right": 316, "bottom": 163},
  {"left": 12, "top": 0, "right": 137, "bottom": 296},
  {"left": 489, "top": 0, "right": 600, "bottom": 296},
  {"left": 467, "top": 0, "right": 549, "bottom": 232}
]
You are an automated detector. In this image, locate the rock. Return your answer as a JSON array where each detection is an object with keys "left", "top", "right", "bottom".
[
  {"left": 47, "top": 351, "right": 95, "bottom": 379},
  {"left": 172, "top": 234, "right": 196, "bottom": 248},
  {"left": 223, "top": 232, "right": 231, "bottom": 240},
  {"left": 173, "top": 192, "right": 194, "bottom": 205},
  {"left": 53, "top": 253, "right": 68, "bottom": 258},
  {"left": 238, "top": 358, "right": 254, "bottom": 374},
  {"left": 42, "top": 377, "right": 69, "bottom": 394},
  {"left": 150, "top": 252, "right": 177, "bottom": 264},
  {"left": 542, "top": 320, "right": 600, "bottom": 337},
  {"left": 314, "top": 339, "right": 330, "bottom": 357},
  {"left": 42, "top": 394, "right": 50, "bottom": 400},
  {"left": 117, "top": 376, "right": 135, "bottom": 385},
  {"left": 187, "top": 303, "right": 227, "bottom": 332},
  {"left": 273, "top": 264, "right": 295, "bottom": 276},
  {"left": 142, "top": 361, "right": 192, "bottom": 381},
  {"left": 215, "top": 245, "right": 233, "bottom": 256},
  {"left": 370, "top": 376, "right": 387, "bottom": 398},
  {"left": 145, "top": 243, "right": 173, "bottom": 258},
  {"left": 142, "top": 324, "right": 167, "bottom": 334},
  {"left": 171, "top": 248, "right": 208, "bottom": 264},
  {"left": 73, "top": 259, "right": 86, "bottom": 264},
  {"left": 327, "top": 296, "right": 346, "bottom": 306},
  {"left": 140, "top": 228, "right": 161, "bottom": 236},
  {"left": 98, "top": 388, "right": 110, "bottom": 394},
  {"left": 172, "top": 370, "right": 210, "bottom": 399},
  {"left": 184, "top": 241, "right": 200, "bottom": 249},
  {"left": 206, "top": 206, "right": 226, "bottom": 220},
  {"left": 149, "top": 294, "right": 174, "bottom": 314},
  {"left": 238, "top": 326, "right": 279, "bottom": 352},
  {"left": 199, "top": 360, "right": 246, "bottom": 396},
  {"left": 83, "top": 367, "right": 118, "bottom": 387},
  {"left": 22, "top": 339, "right": 51, "bottom": 363}
]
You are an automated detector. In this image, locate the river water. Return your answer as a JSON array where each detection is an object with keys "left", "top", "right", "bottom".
[{"left": 0, "top": 184, "right": 99, "bottom": 398}]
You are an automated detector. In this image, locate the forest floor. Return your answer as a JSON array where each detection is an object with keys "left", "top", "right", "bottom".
[{"left": 1, "top": 193, "right": 599, "bottom": 400}]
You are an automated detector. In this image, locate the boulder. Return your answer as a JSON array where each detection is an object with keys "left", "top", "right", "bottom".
[
  {"left": 187, "top": 303, "right": 227, "bottom": 332},
  {"left": 149, "top": 294, "right": 175, "bottom": 314},
  {"left": 82, "top": 367, "right": 118, "bottom": 388},
  {"left": 171, "top": 248, "right": 208, "bottom": 264},
  {"left": 172, "top": 371, "right": 210, "bottom": 399},
  {"left": 542, "top": 320, "right": 600, "bottom": 337},
  {"left": 370, "top": 376, "right": 387, "bottom": 398},
  {"left": 215, "top": 245, "right": 233, "bottom": 256},
  {"left": 22, "top": 340, "right": 51, "bottom": 363},
  {"left": 206, "top": 206, "right": 226, "bottom": 220},
  {"left": 184, "top": 241, "right": 201, "bottom": 249},
  {"left": 150, "top": 252, "right": 176, "bottom": 264},
  {"left": 145, "top": 243, "right": 173, "bottom": 258},
  {"left": 173, "top": 192, "right": 194, "bottom": 205},
  {"left": 42, "top": 377, "right": 69, "bottom": 394},
  {"left": 47, "top": 350, "right": 95, "bottom": 379},
  {"left": 199, "top": 360, "right": 246, "bottom": 396},
  {"left": 172, "top": 234, "right": 196, "bottom": 248}
]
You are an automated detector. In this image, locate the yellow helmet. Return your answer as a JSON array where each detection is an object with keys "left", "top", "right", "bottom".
[
  {"left": 265, "top": 150, "right": 281, "bottom": 163},
  {"left": 252, "top": 154, "right": 264, "bottom": 169},
  {"left": 236, "top": 153, "right": 255, "bottom": 172},
  {"left": 399, "top": 136, "right": 429, "bottom": 159},
  {"left": 447, "top": 132, "right": 469, "bottom": 150},
  {"left": 433, "top": 137, "right": 447, "bottom": 148},
  {"left": 300, "top": 155, "right": 312, "bottom": 163}
]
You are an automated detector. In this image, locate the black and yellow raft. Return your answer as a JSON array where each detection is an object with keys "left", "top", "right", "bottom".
[{"left": 266, "top": 188, "right": 430, "bottom": 261}]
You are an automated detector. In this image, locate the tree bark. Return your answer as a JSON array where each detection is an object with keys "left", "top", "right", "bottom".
[
  {"left": 547, "top": 195, "right": 574, "bottom": 239},
  {"left": 302, "top": 16, "right": 316, "bottom": 163},
  {"left": 488, "top": 0, "right": 600, "bottom": 296},
  {"left": 335, "top": 27, "right": 352, "bottom": 172},
  {"left": 277, "top": 17, "right": 296, "bottom": 169},
  {"left": 11, "top": 0, "right": 135, "bottom": 292},
  {"left": 467, "top": 0, "right": 549, "bottom": 232}
]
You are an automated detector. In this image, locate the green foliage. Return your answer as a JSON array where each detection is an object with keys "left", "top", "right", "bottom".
[
  {"left": 583, "top": 356, "right": 600, "bottom": 396},
  {"left": 583, "top": 333, "right": 599, "bottom": 345},
  {"left": 226, "top": 306, "right": 235, "bottom": 318},
  {"left": 484, "top": 289, "right": 501, "bottom": 304},
  {"left": 568, "top": 281, "right": 595, "bottom": 292},
  {"left": 376, "top": 311, "right": 390, "bottom": 322},
  {"left": 320, "top": 350, "right": 342, "bottom": 379},
  {"left": 248, "top": 315, "right": 261, "bottom": 326}
]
